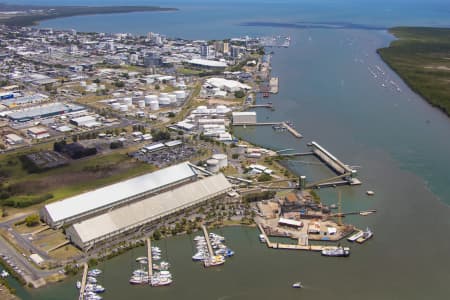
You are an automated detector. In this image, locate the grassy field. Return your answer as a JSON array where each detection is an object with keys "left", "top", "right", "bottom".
[
  {"left": 0, "top": 147, "right": 155, "bottom": 209},
  {"left": 378, "top": 27, "right": 450, "bottom": 116}
]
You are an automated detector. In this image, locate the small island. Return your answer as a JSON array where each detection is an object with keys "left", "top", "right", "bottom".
[
  {"left": 378, "top": 27, "right": 450, "bottom": 116},
  {"left": 0, "top": 3, "right": 177, "bottom": 27}
]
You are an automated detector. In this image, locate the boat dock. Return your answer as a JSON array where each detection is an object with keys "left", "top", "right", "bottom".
[
  {"left": 331, "top": 209, "right": 377, "bottom": 217},
  {"left": 201, "top": 225, "right": 214, "bottom": 258},
  {"left": 146, "top": 238, "right": 153, "bottom": 280},
  {"left": 78, "top": 263, "right": 88, "bottom": 300}
]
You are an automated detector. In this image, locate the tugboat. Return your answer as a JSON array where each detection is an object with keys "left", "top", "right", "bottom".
[
  {"left": 321, "top": 246, "right": 350, "bottom": 257},
  {"left": 292, "top": 282, "right": 303, "bottom": 288}
]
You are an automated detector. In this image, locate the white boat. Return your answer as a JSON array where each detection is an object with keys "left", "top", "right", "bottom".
[
  {"left": 152, "top": 255, "right": 161, "bottom": 261},
  {"left": 321, "top": 246, "right": 350, "bottom": 257},
  {"left": 366, "top": 190, "right": 375, "bottom": 196},
  {"left": 204, "top": 255, "right": 225, "bottom": 267},
  {"left": 292, "top": 282, "right": 303, "bottom": 288},
  {"left": 160, "top": 261, "right": 170, "bottom": 270},
  {"left": 151, "top": 277, "right": 173, "bottom": 287},
  {"left": 87, "top": 276, "right": 97, "bottom": 284},
  {"left": 133, "top": 269, "right": 148, "bottom": 277},
  {"left": 1, "top": 270, "right": 9, "bottom": 278},
  {"left": 136, "top": 256, "right": 147, "bottom": 262},
  {"left": 87, "top": 269, "right": 102, "bottom": 276},
  {"left": 356, "top": 228, "right": 373, "bottom": 244},
  {"left": 192, "top": 252, "right": 208, "bottom": 261},
  {"left": 347, "top": 231, "right": 363, "bottom": 242},
  {"left": 259, "top": 234, "right": 266, "bottom": 243}
]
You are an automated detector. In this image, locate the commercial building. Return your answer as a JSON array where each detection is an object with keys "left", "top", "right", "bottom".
[
  {"left": 40, "top": 162, "right": 198, "bottom": 228},
  {"left": 186, "top": 58, "right": 227, "bottom": 70},
  {"left": 66, "top": 173, "right": 232, "bottom": 250},
  {"left": 27, "top": 126, "right": 50, "bottom": 139},
  {"left": 232, "top": 111, "right": 256, "bottom": 124}
]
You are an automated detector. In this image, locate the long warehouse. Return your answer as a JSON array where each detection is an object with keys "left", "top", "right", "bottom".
[
  {"left": 66, "top": 173, "right": 232, "bottom": 250},
  {"left": 41, "top": 162, "right": 198, "bottom": 228}
]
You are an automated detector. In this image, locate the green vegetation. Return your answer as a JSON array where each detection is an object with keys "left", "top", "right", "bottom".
[
  {"left": 257, "top": 173, "right": 272, "bottom": 182},
  {"left": 0, "top": 4, "right": 177, "bottom": 27},
  {"left": 378, "top": 27, "right": 450, "bottom": 116},
  {"left": 234, "top": 90, "right": 245, "bottom": 98},
  {"left": 24, "top": 214, "right": 40, "bottom": 227},
  {"left": 0, "top": 149, "right": 155, "bottom": 208}
]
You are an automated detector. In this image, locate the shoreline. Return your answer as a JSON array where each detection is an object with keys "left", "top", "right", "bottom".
[{"left": 0, "top": 4, "right": 177, "bottom": 27}]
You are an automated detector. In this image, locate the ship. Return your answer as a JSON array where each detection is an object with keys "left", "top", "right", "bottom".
[
  {"left": 321, "top": 246, "right": 350, "bottom": 257},
  {"left": 292, "top": 282, "right": 303, "bottom": 288}
]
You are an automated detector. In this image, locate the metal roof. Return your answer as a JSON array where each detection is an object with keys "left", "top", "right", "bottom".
[
  {"left": 43, "top": 162, "right": 197, "bottom": 224},
  {"left": 69, "top": 174, "right": 232, "bottom": 245}
]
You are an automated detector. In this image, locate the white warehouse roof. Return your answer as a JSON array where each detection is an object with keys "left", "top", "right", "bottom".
[
  {"left": 67, "top": 174, "right": 232, "bottom": 248},
  {"left": 42, "top": 162, "right": 197, "bottom": 227}
]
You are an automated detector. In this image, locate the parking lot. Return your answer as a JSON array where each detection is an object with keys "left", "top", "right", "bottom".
[{"left": 132, "top": 144, "right": 197, "bottom": 167}]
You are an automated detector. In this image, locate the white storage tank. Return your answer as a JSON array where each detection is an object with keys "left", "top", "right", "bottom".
[
  {"left": 159, "top": 97, "right": 170, "bottom": 105},
  {"left": 145, "top": 95, "right": 158, "bottom": 105},
  {"left": 174, "top": 90, "right": 186, "bottom": 100},
  {"left": 137, "top": 100, "right": 145, "bottom": 108},
  {"left": 123, "top": 97, "right": 132, "bottom": 106},
  {"left": 197, "top": 105, "right": 208, "bottom": 114},
  {"left": 149, "top": 100, "right": 159, "bottom": 111},
  {"left": 111, "top": 102, "right": 121, "bottom": 110},
  {"left": 206, "top": 159, "right": 220, "bottom": 173},
  {"left": 212, "top": 153, "right": 228, "bottom": 169},
  {"left": 216, "top": 105, "right": 228, "bottom": 114},
  {"left": 119, "top": 104, "right": 128, "bottom": 112},
  {"left": 159, "top": 92, "right": 169, "bottom": 98},
  {"left": 168, "top": 94, "right": 177, "bottom": 103}
]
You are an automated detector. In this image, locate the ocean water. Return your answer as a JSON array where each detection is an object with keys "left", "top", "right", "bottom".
[{"left": 5, "top": 1, "right": 450, "bottom": 299}]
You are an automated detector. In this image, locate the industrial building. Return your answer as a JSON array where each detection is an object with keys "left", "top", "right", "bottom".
[
  {"left": 232, "top": 111, "right": 257, "bottom": 124},
  {"left": 40, "top": 162, "right": 198, "bottom": 228},
  {"left": 66, "top": 173, "right": 232, "bottom": 250},
  {"left": 7, "top": 102, "right": 85, "bottom": 122}
]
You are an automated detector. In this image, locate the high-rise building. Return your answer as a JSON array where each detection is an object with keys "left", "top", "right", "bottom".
[
  {"left": 200, "top": 43, "right": 210, "bottom": 57},
  {"left": 230, "top": 45, "right": 240, "bottom": 58},
  {"left": 223, "top": 42, "right": 230, "bottom": 55}
]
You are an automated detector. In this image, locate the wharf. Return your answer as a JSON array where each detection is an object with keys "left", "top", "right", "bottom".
[
  {"left": 257, "top": 223, "right": 324, "bottom": 251},
  {"left": 146, "top": 238, "right": 153, "bottom": 279},
  {"left": 233, "top": 121, "right": 303, "bottom": 138},
  {"left": 269, "top": 77, "right": 279, "bottom": 94},
  {"left": 248, "top": 104, "right": 273, "bottom": 109},
  {"left": 78, "top": 263, "right": 88, "bottom": 300}
]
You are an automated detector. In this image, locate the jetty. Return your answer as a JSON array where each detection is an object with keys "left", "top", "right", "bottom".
[
  {"left": 146, "top": 237, "right": 153, "bottom": 280},
  {"left": 201, "top": 225, "right": 214, "bottom": 258},
  {"left": 78, "top": 263, "right": 88, "bottom": 300}
]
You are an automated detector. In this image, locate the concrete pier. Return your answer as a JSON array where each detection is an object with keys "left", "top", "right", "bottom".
[
  {"left": 269, "top": 77, "right": 279, "bottom": 94},
  {"left": 78, "top": 263, "right": 88, "bottom": 300}
]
